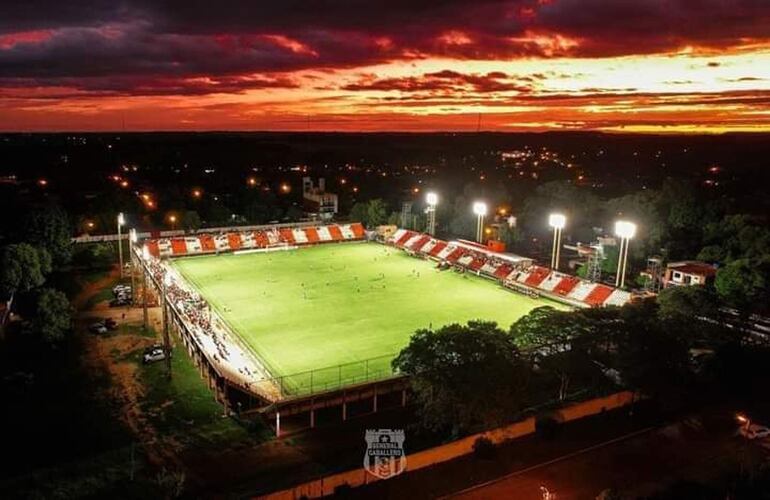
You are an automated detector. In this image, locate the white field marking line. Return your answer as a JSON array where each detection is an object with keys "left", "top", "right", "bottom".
[{"left": 439, "top": 425, "right": 658, "bottom": 499}]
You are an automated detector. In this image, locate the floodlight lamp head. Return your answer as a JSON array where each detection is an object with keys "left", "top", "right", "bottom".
[
  {"left": 117, "top": 212, "right": 125, "bottom": 226},
  {"left": 141, "top": 245, "right": 150, "bottom": 260},
  {"left": 615, "top": 220, "right": 637, "bottom": 239},
  {"left": 426, "top": 192, "right": 438, "bottom": 206},
  {"left": 549, "top": 213, "right": 566, "bottom": 229},
  {"left": 473, "top": 201, "right": 487, "bottom": 216}
]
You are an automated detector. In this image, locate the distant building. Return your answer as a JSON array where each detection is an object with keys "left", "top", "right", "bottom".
[
  {"left": 663, "top": 261, "right": 717, "bottom": 288},
  {"left": 302, "top": 177, "right": 338, "bottom": 220}
]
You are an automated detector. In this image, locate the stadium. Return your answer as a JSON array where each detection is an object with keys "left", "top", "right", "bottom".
[{"left": 131, "top": 222, "right": 634, "bottom": 429}]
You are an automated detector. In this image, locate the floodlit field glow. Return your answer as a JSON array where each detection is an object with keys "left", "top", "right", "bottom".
[{"left": 172, "top": 242, "right": 561, "bottom": 389}]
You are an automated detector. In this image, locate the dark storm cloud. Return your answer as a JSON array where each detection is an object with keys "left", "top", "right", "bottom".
[{"left": 1, "top": 0, "right": 769, "bottom": 96}]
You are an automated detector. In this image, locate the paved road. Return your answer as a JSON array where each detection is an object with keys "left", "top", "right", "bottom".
[{"left": 447, "top": 417, "right": 767, "bottom": 500}]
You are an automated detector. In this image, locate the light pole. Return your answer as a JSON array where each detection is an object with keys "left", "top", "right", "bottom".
[
  {"left": 117, "top": 212, "right": 125, "bottom": 277},
  {"left": 548, "top": 213, "right": 566, "bottom": 270},
  {"left": 426, "top": 192, "right": 438, "bottom": 235},
  {"left": 129, "top": 229, "right": 137, "bottom": 304},
  {"left": 141, "top": 244, "right": 150, "bottom": 330},
  {"left": 473, "top": 202, "right": 487, "bottom": 243},
  {"left": 614, "top": 221, "right": 637, "bottom": 288}
]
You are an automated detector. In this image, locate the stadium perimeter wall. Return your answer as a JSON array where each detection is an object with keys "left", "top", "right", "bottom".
[{"left": 259, "top": 391, "right": 635, "bottom": 499}]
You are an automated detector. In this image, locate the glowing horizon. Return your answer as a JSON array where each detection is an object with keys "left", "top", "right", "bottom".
[{"left": 1, "top": 1, "right": 769, "bottom": 133}]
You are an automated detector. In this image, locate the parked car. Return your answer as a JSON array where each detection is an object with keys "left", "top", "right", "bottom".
[
  {"left": 739, "top": 424, "right": 770, "bottom": 440},
  {"left": 88, "top": 322, "right": 108, "bottom": 334},
  {"left": 104, "top": 318, "right": 118, "bottom": 330},
  {"left": 142, "top": 346, "right": 170, "bottom": 364},
  {"left": 113, "top": 284, "right": 131, "bottom": 295}
]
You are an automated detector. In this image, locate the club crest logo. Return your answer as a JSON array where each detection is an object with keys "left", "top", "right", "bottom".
[{"left": 364, "top": 429, "right": 406, "bottom": 479}]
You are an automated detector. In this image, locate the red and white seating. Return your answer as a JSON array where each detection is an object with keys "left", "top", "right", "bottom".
[
  {"left": 292, "top": 228, "right": 308, "bottom": 244},
  {"left": 317, "top": 226, "right": 333, "bottom": 241},
  {"left": 340, "top": 224, "right": 356, "bottom": 239}
]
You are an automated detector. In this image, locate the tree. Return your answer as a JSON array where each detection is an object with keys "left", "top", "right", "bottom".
[
  {"left": 366, "top": 199, "right": 389, "bottom": 227},
  {"left": 21, "top": 204, "right": 73, "bottom": 266},
  {"left": 28, "top": 288, "right": 73, "bottom": 345},
  {"left": 393, "top": 321, "right": 531, "bottom": 436},
  {"left": 0, "top": 243, "right": 51, "bottom": 297},
  {"left": 181, "top": 210, "right": 201, "bottom": 231},
  {"left": 715, "top": 258, "right": 769, "bottom": 313},
  {"left": 510, "top": 307, "right": 600, "bottom": 401},
  {"left": 657, "top": 285, "right": 719, "bottom": 322},
  {"left": 349, "top": 202, "right": 369, "bottom": 226},
  {"left": 509, "top": 306, "right": 591, "bottom": 349}
]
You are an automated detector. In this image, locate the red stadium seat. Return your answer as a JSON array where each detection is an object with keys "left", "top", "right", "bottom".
[
  {"left": 254, "top": 231, "right": 269, "bottom": 247},
  {"left": 409, "top": 235, "right": 431, "bottom": 252},
  {"left": 146, "top": 240, "right": 160, "bottom": 257},
  {"left": 429, "top": 241, "right": 447, "bottom": 257},
  {"left": 553, "top": 276, "right": 580, "bottom": 296},
  {"left": 494, "top": 264, "right": 513, "bottom": 279},
  {"left": 524, "top": 266, "right": 550, "bottom": 287},
  {"left": 199, "top": 234, "right": 216, "bottom": 252},
  {"left": 350, "top": 222, "right": 366, "bottom": 238},
  {"left": 395, "top": 230, "right": 415, "bottom": 247},
  {"left": 468, "top": 257, "right": 486, "bottom": 271},
  {"left": 279, "top": 228, "right": 295, "bottom": 244},
  {"left": 304, "top": 227, "right": 320, "bottom": 243},
  {"left": 227, "top": 233, "right": 242, "bottom": 250},
  {"left": 445, "top": 248, "right": 466, "bottom": 263},
  {"left": 170, "top": 238, "right": 188, "bottom": 255},
  {"left": 584, "top": 284, "right": 614, "bottom": 306},
  {"left": 328, "top": 225, "right": 344, "bottom": 241}
]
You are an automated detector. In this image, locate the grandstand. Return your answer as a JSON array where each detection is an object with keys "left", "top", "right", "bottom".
[{"left": 386, "top": 229, "right": 636, "bottom": 309}]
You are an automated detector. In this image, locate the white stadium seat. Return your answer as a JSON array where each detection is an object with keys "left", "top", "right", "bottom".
[
  {"left": 317, "top": 226, "right": 333, "bottom": 241},
  {"left": 567, "top": 281, "right": 597, "bottom": 301},
  {"left": 292, "top": 228, "right": 309, "bottom": 243}
]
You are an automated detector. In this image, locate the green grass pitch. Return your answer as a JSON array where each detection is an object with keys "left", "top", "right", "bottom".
[{"left": 172, "top": 242, "right": 562, "bottom": 394}]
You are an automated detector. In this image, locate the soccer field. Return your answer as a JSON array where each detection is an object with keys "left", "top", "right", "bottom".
[{"left": 172, "top": 242, "right": 561, "bottom": 392}]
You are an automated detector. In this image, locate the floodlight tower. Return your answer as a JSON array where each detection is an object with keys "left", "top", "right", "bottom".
[
  {"left": 548, "top": 213, "right": 566, "bottom": 270},
  {"left": 473, "top": 201, "right": 487, "bottom": 243},
  {"left": 614, "top": 220, "right": 637, "bottom": 288},
  {"left": 117, "top": 212, "right": 125, "bottom": 277},
  {"left": 426, "top": 192, "right": 438, "bottom": 235}
]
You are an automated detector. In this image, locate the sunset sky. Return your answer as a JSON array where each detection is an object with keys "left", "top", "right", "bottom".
[{"left": 1, "top": 1, "right": 770, "bottom": 132}]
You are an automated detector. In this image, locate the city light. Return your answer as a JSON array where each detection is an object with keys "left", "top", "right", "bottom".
[
  {"left": 247, "top": 177, "right": 258, "bottom": 187},
  {"left": 549, "top": 213, "right": 566, "bottom": 270},
  {"left": 614, "top": 220, "right": 637, "bottom": 288},
  {"left": 615, "top": 221, "right": 637, "bottom": 239},
  {"left": 280, "top": 182, "right": 291, "bottom": 193},
  {"left": 473, "top": 201, "right": 487, "bottom": 243},
  {"left": 192, "top": 188, "right": 202, "bottom": 198},
  {"left": 548, "top": 213, "right": 566, "bottom": 229},
  {"left": 38, "top": 178, "right": 48, "bottom": 187}
]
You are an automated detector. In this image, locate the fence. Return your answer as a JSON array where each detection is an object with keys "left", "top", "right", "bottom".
[{"left": 251, "top": 353, "right": 399, "bottom": 400}]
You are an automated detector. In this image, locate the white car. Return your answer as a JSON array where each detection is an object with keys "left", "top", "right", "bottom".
[
  {"left": 739, "top": 424, "right": 770, "bottom": 440},
  {"left": 142, "top": 347, "right": 169, "bottom": 364},
  {"left": 88, "top": 322, "right": 108, "bottom": 334}
]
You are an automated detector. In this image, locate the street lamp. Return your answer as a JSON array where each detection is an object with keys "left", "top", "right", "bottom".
[
  {"left": 614, "top": 220, "right": 637, "bottom": 288},
  {"left": 168, "top": 214, "right": 177, "bottom": 230},
  {"left": 426, "top": 192, "right": 438, "bottom": 235},
  {"left": 548, "top": 213, "right": 566, "bottom": 270},
  {"left": 473, "top": 201, "right": 487, "bottom": 243},
  {"left": 117, "top": 212, "right": 125, "bottom": 277}
]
